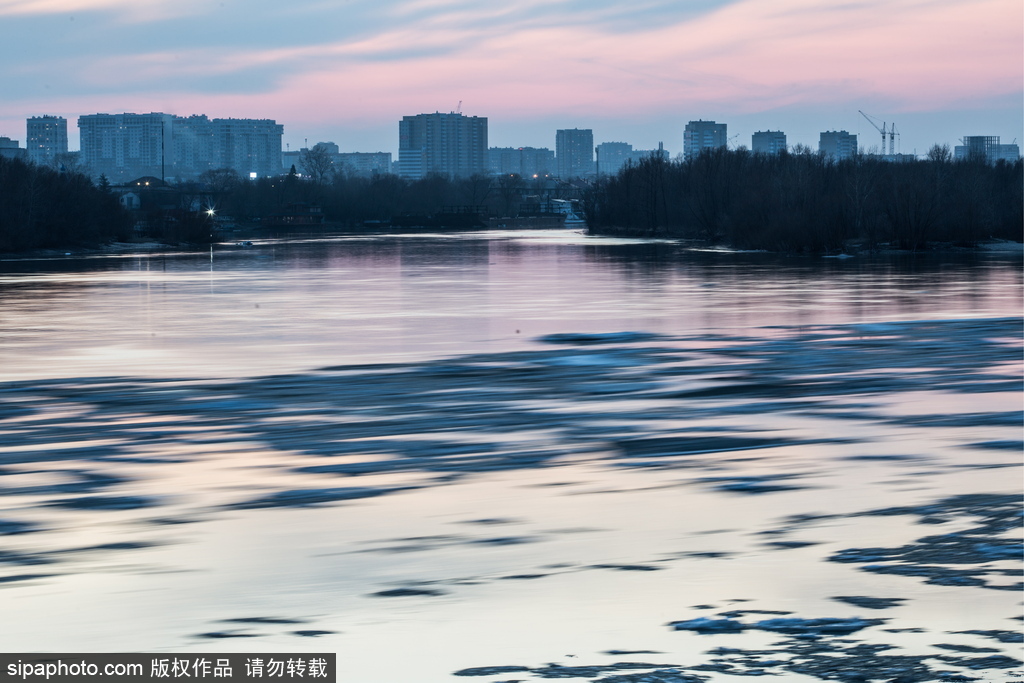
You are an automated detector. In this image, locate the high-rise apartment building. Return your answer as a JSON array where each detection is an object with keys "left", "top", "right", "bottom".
[
  {"left": 752, "top": 130, "right": 787, "bottom": 155},
  {"left": 213, "top": 118, "right": 284, "bottom": 178},
  {"left": 819, "top": 130, "right": 858, "bottom": 161},
  {"left": 78, "top": 113, "right": 283, "bottom": 180},
  {"left": 26, "top": 116, "right": 68, "bottom": 166},
  {"left": 683, "top": 120, "right": 727, "bottom": 160},
  {"left": 171, "top": 115, "right": 217, "bottom": 178},
  {"left": 488, "top": 147, "right": 555, "bottom": 177},
  {"left": 398, "top": 112, "right": 488, "bottom": 179},
  {"left": 555, "top": 129, "right": 594, "bottom": 178},
  {"left": 79, "top": 113, "right": 173, "bottom": 180}
]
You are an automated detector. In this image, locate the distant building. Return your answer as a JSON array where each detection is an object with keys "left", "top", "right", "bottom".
[
  {"left": 879, "top": 153, "right": 918, "bottom": 163},
  {"left": 282, "top": 150, "right": 301, "bottom": 173},
  {"left": 594, "top": 142, "right": 668, "bottom": 176},
  {"left": 556, "top": 128, "right": 594, "bottom": 178},
  {"left": 79, "top": 113, "right": 174, "bottom": 180},
  {"left": 172, "top": 115, "right": 217, "bottom": 178},
  {"left": 26, "top": 116, "right": 68, "bottom": 166},
  {"left": 0, "top": 136, "right": 27, "bottom": 161},
  {"left": 489, "top": 147, "right": 555, "bottom": 177},
  {"left": 954, "top": 136, "right": 1020, "bottom": 163},
  {"left": 819, "top": 130, "right": 858, "bottom": 161},
  {"left": 635, "top": 142, "right": 669, "bottom": 162},
  {"left": 79, "top": 112, "right": 283, "bottom": 180},
  {"left": 595, "top": 142, "right": 632, "bottom": 177},
  {"left": 683, "top": 120, "right": 727, "bottom": 160},
  {"left": 213, "top": 118, "right": 284, "bottom": 178},
  {"left": 335, "top": 152, "right": 392, "bottom": 177},
  {"left": 398, "top": 112, "right": 488, "bottom": 179},
  {"left": 752, "top": 130, "right": 786, "bottom": 155},
  {"left": 995, "top": 144, "right": 1020, "bottom": 163},
  {"left": 295, "top": 143, "right": 391, "bottom": 177}
]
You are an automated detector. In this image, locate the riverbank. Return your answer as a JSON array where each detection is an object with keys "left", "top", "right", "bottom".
[
  {"left": 583, "top": 226, "right": 1024, "bottom": 256},
  {"left": 3, "top": 231, "right": 1021, "bottom": 263}
]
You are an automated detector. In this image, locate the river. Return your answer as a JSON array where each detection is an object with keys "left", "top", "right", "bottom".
[{"left": 0, "top": 230, "right": 1021, "bottom": 682}]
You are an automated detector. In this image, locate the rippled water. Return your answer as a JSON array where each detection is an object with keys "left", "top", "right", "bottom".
[{"left": 0, "top": 231, "right": 1021, "bottom": 682}]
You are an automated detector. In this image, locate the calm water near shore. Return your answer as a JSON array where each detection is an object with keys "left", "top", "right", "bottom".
[
  {"left": 0, "top": 231, "right": 1020, "bottom": 381},
  {"left": 0, "top": 230, "right": 1021, "bottom": 682}
]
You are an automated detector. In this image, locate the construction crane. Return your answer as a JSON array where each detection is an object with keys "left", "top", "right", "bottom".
[{"left": 859, "top": 110, "right": 897, "bottom": 155}]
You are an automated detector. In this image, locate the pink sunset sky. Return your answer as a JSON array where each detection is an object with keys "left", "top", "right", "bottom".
[{"left": 0, "top": 0, "right": 1021, "bottom": 156}]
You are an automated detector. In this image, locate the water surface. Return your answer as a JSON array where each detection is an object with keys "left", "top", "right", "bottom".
[{"left": 0, "top": 231, "right": 1020, "bottom": 681}]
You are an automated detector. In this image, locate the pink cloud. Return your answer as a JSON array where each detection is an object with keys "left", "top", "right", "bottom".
[
  {"left": 1, "top": 0, "right": 1018, "bottom": 144},
  {"left": 257, "top": 0, "right": 1024, "bottom": 122}
]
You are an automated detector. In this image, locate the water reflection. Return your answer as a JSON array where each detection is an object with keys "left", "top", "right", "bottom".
[{"left": 0, "top": 232, "right": 1020, "bottom": 681}]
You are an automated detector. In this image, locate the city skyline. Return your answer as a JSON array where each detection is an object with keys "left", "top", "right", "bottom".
[{"left": 0, "top": 0, "right": 1020, "bottom": 156}]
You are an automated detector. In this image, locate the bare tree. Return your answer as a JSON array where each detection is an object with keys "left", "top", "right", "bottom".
[
  {"left": 300, "top": 143, "right": 335, "bottom": 185},
  {"left": 51, "top": 151, "right": 86, "bottom": 176},
  {"left": 495, "top": 174, "right": 524, "bottom": 217},
  {"left": 926, "top": 144, "right": 952, "bottom": 164},
  {"left": 460, "top": 173, "right": 491, "bottom": 207},
  {"left": 199, "top": 168, "right": 242, "bottom": 194}
]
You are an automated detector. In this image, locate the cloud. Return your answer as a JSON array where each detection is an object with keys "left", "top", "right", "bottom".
[
  {"left": 0, "top": 0, "right": 208, "bottom": 22},
  {"left": 0, "top": 0, "right": 1019, "bottom": 150},
  {"left": 249, "top": 0, "right": 1020, "bottom": 119}
]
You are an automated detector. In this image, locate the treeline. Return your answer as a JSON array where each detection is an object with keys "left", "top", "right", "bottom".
[
  {"left": 582, "top": 148, "right": 1023, "bottom": 252},
  {"left": 201, "top": 167, "right": 558, "bottom": 224},
  {"left": 0, "top": 156, "right": 133, "bottom": 252}
]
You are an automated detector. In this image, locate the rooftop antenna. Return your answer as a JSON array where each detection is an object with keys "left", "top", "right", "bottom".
[{"left": 456, "top": 101, "right": 462, "bottom": 114}]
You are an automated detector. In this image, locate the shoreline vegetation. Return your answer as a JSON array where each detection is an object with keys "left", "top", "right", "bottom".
[
  {"left": 583, "top": 148, "right": 1023, "bottom": 253},
  {"left": 1, "top": 148, "right": 1021, "bottom": 257}
]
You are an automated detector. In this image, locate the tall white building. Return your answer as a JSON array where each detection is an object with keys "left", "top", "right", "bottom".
[
  {"left": 683, "top": 120, "right": 727, "bottom": 160},
  {"left": 398, "top": 112, "right": 488, "bottom": 179},
  {"left": 26, "top": 116, "right": 68, "bottom": 166}
]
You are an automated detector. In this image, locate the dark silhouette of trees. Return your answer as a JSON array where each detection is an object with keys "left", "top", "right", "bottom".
[
  {"left": 495, "top": 174, "right": 524, "bottom": 217},
  {"left": 585, "top": 149, "right": 1022, "bottom": 252},
  {"left": 8, "top": 149, "right": 1010, "bottom": 254},
  {"left": 0, "top": 156, "right": 131, "bottom": 252}
]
